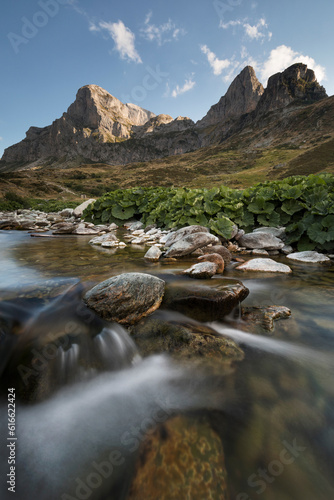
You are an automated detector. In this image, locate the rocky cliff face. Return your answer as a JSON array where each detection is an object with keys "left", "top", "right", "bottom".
[
  {"left": 255, "top": 63, "right": 327, "bottom": 115},
  {"left": 0, "top": 63, "right": 329, "bottom": 171}
]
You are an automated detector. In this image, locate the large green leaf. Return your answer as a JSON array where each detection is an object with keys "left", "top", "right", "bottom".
[
  {"left": 111, "top": 205, "right": 136, "bottom": 220},
  {"left": 209, "top": 215, "right": 235, "bottom": 239}
]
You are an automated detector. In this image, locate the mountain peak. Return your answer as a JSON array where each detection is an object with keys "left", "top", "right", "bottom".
[
  {"left": 256, "top": 62, "right": 328, "bottom": 114},
  {"left": 197, "top": 66, "right": 264, "bottom": 128}
]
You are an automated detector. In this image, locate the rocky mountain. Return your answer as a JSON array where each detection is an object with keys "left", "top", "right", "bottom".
[{"left": 0, "top": 63, "right": 329, "bottom": 172}]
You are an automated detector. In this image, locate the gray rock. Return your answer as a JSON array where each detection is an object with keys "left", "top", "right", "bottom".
[
  {"left": 281, "top": 245, "right": 294, "bottom": 255},
  {"left": 144, "top": 246, "right": 162, "bottom": 261},
  {"left": 252, "top": 249, "right": 269, "bottom": 256},
  {"left": 234, "top": 229, "right": 245, "bottom": 241},
  {"left": 59, "top": 208, "right": 74, "bottom": 217},
  {"left": 84, "top": 273, "right": 165, "bottom": 325},
  {"left": 72, "top": 223, "right": 100, "bottom": 235},
  {"left": 200, "top": 245, "right": 232, "bottom": 265},
  {"left": 90, "top": 233, "right": 118, "bottom": 245},
  {"left": 253, "top": 226, "right": 286, "bottom": 239},
  {"left": 238, "top": 232, "right": 285, "bottom": 250},
  {"left": 108, "top": 223, "right": 118, "bottom": 231},
  {"left": 183, "top": 262, "right": 218, "bottom": 279},
  {"left": 236, "top": 258, "right": 292, "bottom": 273},
  {"left": 287, "top": 251, "right": 331, "bottom": 263},
  {"left": 73, "top": 199, "right": 96, "bottom": 218},
  {"left": 164, "top": 232, "right": 219, "bottom": 258},
  {"left": 164, "top": 226, "right": 209, "bottom": 248},
  {"left": 52, "top": 222, "right": 77, "bottom": 234}
]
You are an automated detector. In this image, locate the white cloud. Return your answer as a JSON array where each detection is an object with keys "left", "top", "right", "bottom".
[
  {"left": 140, "top": 11, "right": 186, "bottom": 45},
  {"left": 200, "top": 45, "right": 231, "bottom": 76},
  {"left": 220, "top": 17, "right": 271, "bottom": 42},
  {"left": 171, "top": 78, "right": 196, "bottom": 98},
  {"left": 96, "top": 20, "right": 142, "bottom": 63},
  {"left": 261, "top": 45, "right": 326, "bottom": 84}
]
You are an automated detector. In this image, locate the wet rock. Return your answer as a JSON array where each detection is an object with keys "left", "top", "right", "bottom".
[
  {"left": 165, "top": 233, "right": 219, "bottom": 258},
  {"left": 144, "top": 246, "right": 162, "bottom": 261},
  {"left": 287, "top": 251, "right": 331, "bottom": 263},
  {"left": 183, "top": 262, "right": 218, "bottom": 279},
  {"left": 130, "top": 315, "right": 244, "bottom": 367},
  {"left": 238, "top": 232, "right": 285, "bottom": 250},
  {"left": 73, "top": 198, "right": 96, "bottom": 218},
  {"left": 234, "top": 229, "right": 245, "bottom": 241},
  {"left": 198, "top": 253, "right": 225, "bottom": 273},
  {"left": 200, "top": 245, "right": 232, "bottom": 265},
  {"left": 109, "top": 223, "right": 118, "bottom": 230},
  {"left": 241, "top": 306, "right": 292, "bottom": 332},
  {"left": 252, "top": 249, "right": 269, "bottom": 256},
  {"left": 84, "top": 273, "right": 165, "bottom": 325},
  {"left": 128, "top": 416, "right": 229, "bottom": 500},
  {"left": 236, "top": 258, "right": 292, "bottom": 273},
  {"left": 161, "top": 280, "right": 249, "bottom": 322},
  {"left": 164, "top": 225, "right": 210, "bottom": 248},
  {"left": 52, "top": 222, "right": 77, "bottom": 234}
]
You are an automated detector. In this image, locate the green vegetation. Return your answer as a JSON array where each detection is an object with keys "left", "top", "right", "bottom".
[
  {"left": 84, "top": 174, "right": 334, "bottom": 251},
  {"left": 0, "top": 193, "right": 78, "bottom": 212}
]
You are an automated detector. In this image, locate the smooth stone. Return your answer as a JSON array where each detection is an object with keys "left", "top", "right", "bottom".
[
  {"left": 144, "top": 246, "right": 162, "bottom": 261},
  {"left": 183, "top": 262, "right": 218, "bottom": 279},
  {"left": 164, "top": 233, "right": 219, "bottom": 258},
  {"left": 161, "top": 280, "right": 249, "bottom": 322},
  {"left": 198, "top": 253, "right": 225, "bottom": 273},
  {"left": 73, "top": 199, "right": 96, "bottom": 218},
  {"left": 101, "top": 240, "right": 120, "bottom": 247},
  {"left": 238, "top": 232, "right": 285, "bottom": 250},
  {"left": 164, "top": 225, "right": 210, "bottom": 248},
  {"left": 252, "top": 249, "right": 269, "bottom": 256},
  {"left": 109, "top": 223, "right": 118, "bottom": 230},
  {"left": 84, "top": 273, "right": 165, "bottom": 325},
  {"left": 236, "top": 258, "right": 292, "bottom": 273},
  {"left": 287, "top": 251, "right": 331, "bottom": 263},
  {"left": 253, "top": 226, "right": 286, "bottom": 239},
  {"left": 128, "top": 221, "right": 144, "bottom": 231},
  {"left": 200, "top": 245, "right": 232, "bottom": 265}
]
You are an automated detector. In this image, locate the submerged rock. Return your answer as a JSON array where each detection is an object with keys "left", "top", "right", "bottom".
[
  {"left": 236, "top": 258, "right": 292, "bottom": 273},
  {"left": 84, "top": 273, "right": 165, "bottom": 325},
  {"left": 287, "top": 251, "right": 331, "bottom": 263},
  {"left": 183, "top": 262, "right": 218, "bottom": 279},
  {"left": 165, "top": 233, "right": 219, "bottom": 258},
  {"left": 241, "top": 306, "right": 292, "bottom": 332},
  {"left": 161, "top": 280, "right": 249, "bottom": 322},
  {"left": 128, "top": 415, "right": 229, "bottom": 500},
  {"left": 127, "top": 410, "right": 229, "bottom": 500}
]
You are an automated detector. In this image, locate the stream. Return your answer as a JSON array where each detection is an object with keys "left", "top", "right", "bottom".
[{"left": 0, "top": 230, "right": 334, "bottom": 500}]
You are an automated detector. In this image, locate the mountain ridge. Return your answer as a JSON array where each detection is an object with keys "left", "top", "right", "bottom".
[{"left": 0, "top": 63, "right": 329, "bottom": 173}]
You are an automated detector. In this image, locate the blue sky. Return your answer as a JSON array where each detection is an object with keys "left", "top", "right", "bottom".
[{"left": 1, "top": 0, "right": 333, "bottom": 157}]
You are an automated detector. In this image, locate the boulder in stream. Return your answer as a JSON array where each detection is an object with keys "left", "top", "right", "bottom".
[{"left": 84, "top": 273, "right": 165, "bottom": 325}]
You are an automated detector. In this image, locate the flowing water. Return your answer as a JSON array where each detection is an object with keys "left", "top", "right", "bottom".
[{"left": 0, "top": 230, "right": 334, "bottom": 500}]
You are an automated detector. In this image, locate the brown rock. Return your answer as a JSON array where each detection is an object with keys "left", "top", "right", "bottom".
[
  {"left": 200, "top": 245, "right": 232, "bottom": 265},
  {"left": 198, "top": 253, "right": 225, "bottom": 273},
  {"left": 128, "top": 416, "right": 229, "bottom": 500}
]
